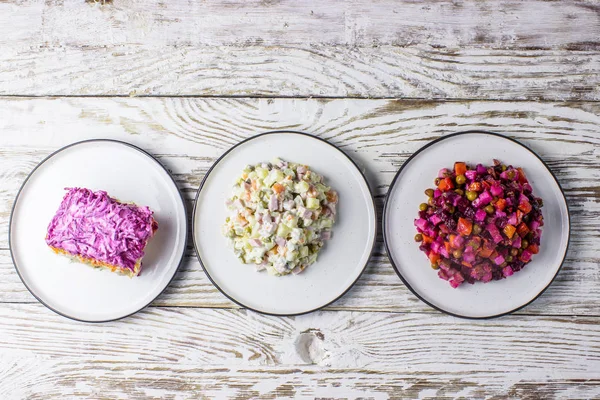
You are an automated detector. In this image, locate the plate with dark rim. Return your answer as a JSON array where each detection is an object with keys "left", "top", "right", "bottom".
[
  {"left": 383, "top": 131, "right": 570, "bottom": 319},
  {"left": 9, "top": 140, "right": 188, "bottom": 322},
  {"left": 192, "top": 131, "right": 377, "bottom": 316}
]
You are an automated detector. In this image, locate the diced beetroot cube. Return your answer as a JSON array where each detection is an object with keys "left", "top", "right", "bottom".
[
  {"left": 530, "top": 220, "right": 541, "bottom": 231},
  {"left": 495, "top": 209, "right": 507, "bottom": 219},
  {"left": 502, "top": 266, "right": 514, "bottom": 277},
  {"left": 463, "top": 251, "right": 476, "bottom": 264},
  {"left": 486, "top": 223, "right": 504, "bottom": 244},
  {"left": 500, "top": 168, "right": 518, "bottom": 181},
  {"left": 440, "top": 246, "right": 450, "bottom": 258},
  {"left": 449, "top": 279, "right": 461, "bottom": 288},
  {"left": 493, "top": 254, "right": 505, "bottom": 266},
  {"left": 507, "top": 213, "right": 518, "bottom": 226},
  {"left": 520, "top": 250, "right": 533, "bottom": 263},
  {"left": 439, "top": 223, "right": 450, "bottom": 234},
  {"left": 414, "top": 218, "right": 429, "bottom": 232},
  {"left": 424, "top": 226, "right": 436, "bottom": 238},
  {"left": 438, "top": 168, "right": 451, "bottom": 178},
  {"left": 453, "top": 235, "right": 466, "bottom": 248},
  {"left": 490, "top": 184, "right": 503, "bottom": 197},
  {"left": 438, "top": 269, "right": 449, "bottom": 281},
  {"left": 476, "top": 164, "right": 487, "bottom": 175},
  {"left": 512, "top": 235, "right": 522, "bottom": 249},
  {"left": 430, "top": 241, "right": 441, "bottom": 254},
  {"left": 434, "top": 189, "right": 442, "bottom": 199},
  {"left": 475, "top": 208, "right": 487, "bottom": 222},
  {"left": 472, "top": 190, "right": 493, "bottom": 207},
  {"left": 430, "top": 214, "right": 442, "bottom": 226},
  {"left": 465, "top": 170, "right": 478, "bottom": 181}
]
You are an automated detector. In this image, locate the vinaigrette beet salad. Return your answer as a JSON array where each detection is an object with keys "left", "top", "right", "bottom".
[{"left": 414, "top": 161, "right": 544, "bottom": 288}]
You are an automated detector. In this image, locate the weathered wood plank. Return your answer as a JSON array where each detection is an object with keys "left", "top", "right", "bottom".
[
  {"left": 3, "top": 362, "right": 599, "bottom": 400},
  {"left": 1, "top": 45, "right": 599, "bottom": 100},
  {"left": 0, "top": 97, "right": 598, "bottom": 315},
  {"left": 4, "top": 0, "right": 599, "bottom": 48},
  {"left": 0, "top": 304, "right": 599, "bottom": 398},
  {"left": 1, "top": 304, "right": 600, "bottom": 370},
  {"left": 0, "top": 0, "right": 599, "bottom": 99}
]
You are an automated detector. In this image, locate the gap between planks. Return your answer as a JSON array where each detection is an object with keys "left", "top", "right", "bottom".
[{"left": 0, "top": 95, "right": 600, "bottom": 102}]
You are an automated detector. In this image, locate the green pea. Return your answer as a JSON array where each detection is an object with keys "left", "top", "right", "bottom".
[
  {"left": 454, "top": 189, "right": 464, "bottom": 196},
  {"left": 472, "top": 224, "right": 482, "bottom": 235},
  {"left": 419, "top": 203, "right": 429, "bottom": 211},
  {"left": 434, "top": 178, "right": 441, "bottom": 186},
  {"left": 466, "top": 191, "right": 478, "bottom": 201},
  {"left": 506, "top": 255, "right": 514, "bottom": 263},
  {"left": 414, "top": 233, "right": 423, "bottom": 242},
  {"left": 521, "top": 240, "right": 529, "bottom": 249},
  {"left": 485, "top": 205, "right": 495, "bottom": 214},
  {"left": 425, "top": 188, "right": 435, "bottom": 198},
  {"left": 455, "top": 175, "right": 466, "bottom": 185},
  {"left": 510, "top": 248, "right": 519, "bottom": 256},
  {"left": 501, "top": 165, "right": 507, "bottom": 171},
  {"left": 446, "top": 205, "right": 455, "bottom": 213},
  {"left": 431, "top": 262, "right": 439, "bottom": 270},
  {"left": 453, "top": 249, "right": 462, "bottom": 259}
]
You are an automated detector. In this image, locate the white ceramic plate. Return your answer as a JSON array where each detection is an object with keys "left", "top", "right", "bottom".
[
  {"left": 383, "top": 131, "right": 570, "bottom": 319},
  {"left": 193, "top": 131, "right": 377, "bottom": 315},
  {"left": 9, "top": 140, "right": 188, "bottom": 322}
]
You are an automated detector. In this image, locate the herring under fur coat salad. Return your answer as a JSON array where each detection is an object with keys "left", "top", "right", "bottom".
[{"left": 222, "top": 158, "right": 338, "bottom": 276}]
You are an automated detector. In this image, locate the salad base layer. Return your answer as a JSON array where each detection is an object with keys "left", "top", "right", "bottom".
[{"left": 48, "top": 246, "right": 142, "bottom": 277}]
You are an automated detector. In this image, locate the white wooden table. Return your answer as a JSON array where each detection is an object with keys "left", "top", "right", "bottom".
[{"left": 1, "top": 1, "right": 599, "bottom": 398}]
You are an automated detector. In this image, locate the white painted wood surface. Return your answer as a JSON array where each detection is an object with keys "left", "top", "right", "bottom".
[{"left": 1, "top": 1, "right": 599, "bottom": 398}]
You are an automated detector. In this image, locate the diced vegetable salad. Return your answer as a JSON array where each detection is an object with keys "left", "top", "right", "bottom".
[
  {"left": 222, "top": 158, "right": 338, "bottom": 276},
  {"left": 414, "top": 160, "right": 544, "bottom": 288}
]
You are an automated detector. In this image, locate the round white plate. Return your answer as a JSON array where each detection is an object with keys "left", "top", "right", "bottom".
[
  {"left": 383, "top": 131, "right": 570, "bottom": 319},
  {"left": 193, "top": 131, "right": 377, "bottom": 315},
  {"left": 10, "top": 140, "right": 188, "bottom": 322}
]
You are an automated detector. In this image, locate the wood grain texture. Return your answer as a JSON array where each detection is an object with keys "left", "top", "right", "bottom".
[
  {"left": 0, "top": 304, "right": 599, "bottom": 399},
  {"left": 1, "top": 0, "right": 599, "bottom": 98},
  {"left": 2, "top": 1, "right": 600, "bottom": 397},
  {"left": 0, "top": 97, "right": 598, "bottom": 316}
]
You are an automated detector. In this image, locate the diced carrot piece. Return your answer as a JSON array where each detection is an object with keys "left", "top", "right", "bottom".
[
  {"left": 272, "top": 183, "right": 285, "bottom": 194},
  {"left": 457, "top": 217, "right": 473, "bottom": 236},
  {"left": 503, "top": 224, "right": 516, "bottom": 239},
  {"left": 444, "top": 241, "right": 452, "bottom": 253},
  {"left": 517, "top": 167, "right": 529, "bottom": 184},
  {"left": 422, "top": 234, "right": 433, "bottom": 244},
  {"left": 516, "top": 210, "right": 524, "bottom": 225},
  {"left": 467, "top": 182, "right": 482, "bottom": 192},
  {"left": 438, "top": 177, "right": 454, "bottom": 192},
  {"left": 461, "top": 260, "right": 473, "bottom": 268},
  {"left": 516, "top": 222, "right": 530, "bottom": 238},
  {"left": 478, "top": 240, "right": 494, "bottom": 258},
  {"left": 495, "top": 198, "right": 507, "bottom": 211},
  {"left": 449, "top": 234, "right": 459, "bottom": 248},
  {"left": 527, "top": 244, "right": 539, "bottom": 254},
  {"left": 454, "top": 162, "right": 467, "bottom": 176},
  {"left": 429, "top": 252, "right": 441, "bottom": 264},
  {"left": 518, "top": 199, "right": 532, "bottom": 214}
]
